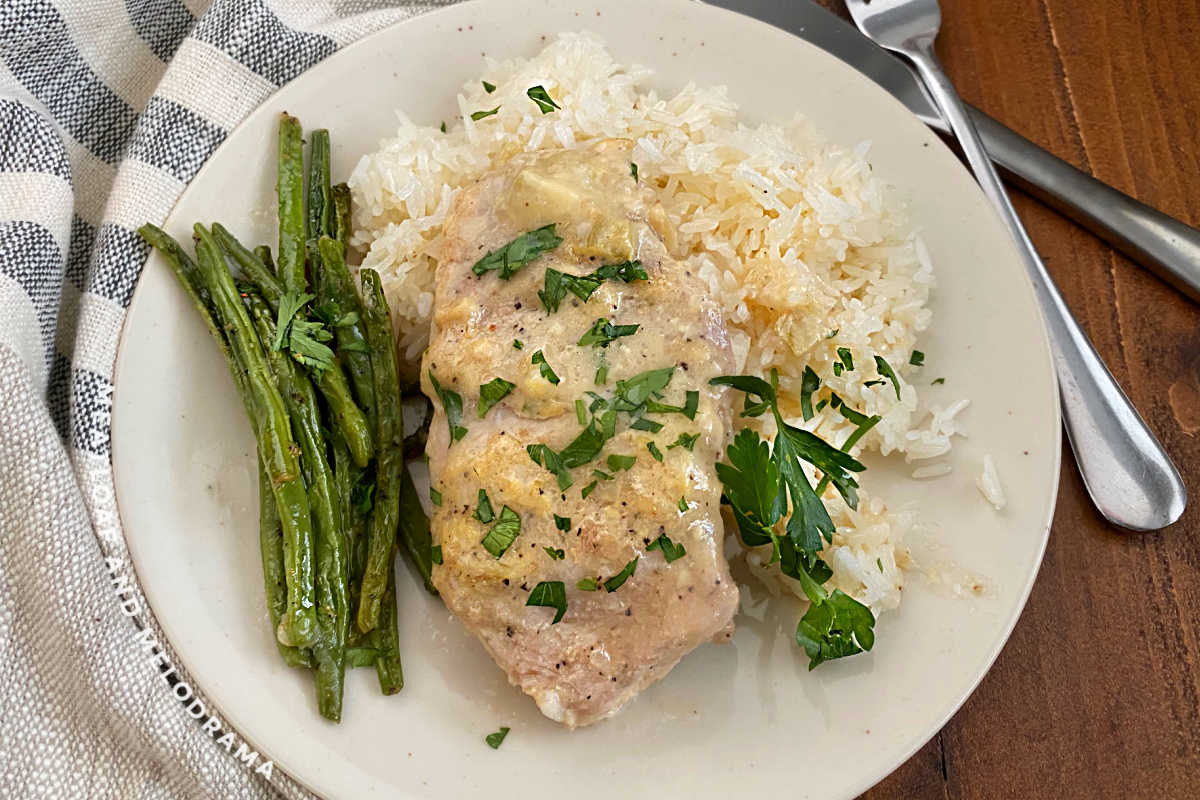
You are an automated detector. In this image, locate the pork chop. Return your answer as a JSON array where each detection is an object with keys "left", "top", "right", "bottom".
[{"left": 421, "top": 139, "right": 739, "bottom": 727}]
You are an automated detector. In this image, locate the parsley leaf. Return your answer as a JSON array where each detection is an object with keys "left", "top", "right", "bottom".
[
  {"left": 909, "top": 350, "right": 925, "bottom": 367},
  {"left": 482, "top": 80, "right": 496, "bottom": 93},
  {"left": 554, "top": 514, "right": 572, "bottom": 531},
  {"left": 480, "top": 505, "right": 521, "bottom": 558},
  {"left": 526, "top": 85, "right": 560, "bottom": 113},
  {"left": 580, "top": 481, "right": 598, "bottom": 500},
  {"left": 931, "top": 377, "right": 945, "bottom": 385},
  {"left": 630, "top": 162, "right": 638, "bottom": 181},
  {"left": 526, "top": 444, "right": 573, "bottom": 491},
  {"left": 837, "top": 347, "right": 854, "bottom": 371},
  {"left": 531, "top": 350, "right": 560, "bottom": 384},
  {"left": 538, "top": 260, "right": 647, "bottom": 313},
  {"left": 472, "top": 224, "right": 562, "bottom": 279},
  {"left": 485, "top": 726, "right": 510, "bottom": 749},
  {"left": 800, "top": 366, "right": 820, "bottom": 421},
  {"left": 710, "top": 371, "right": 876, "bottom": 669},
  {"left": 431, "top": 545, "right": 443, "bottom": 565},
  {"left": 677, "top": 496, "right": 689, "bottom": 513},
  {"left": 647, "top": 533, "right": 686, "bottom": 563},
  {"left": 440, "top": 121, "right": 446, "bottom": 133},
  {"left": 272, "top": 291, "right": 335, "bottom": 372},
  {"left": 645, "top": 390, "right": 699, "bottom": 420},
  {"left": 429, "top": 486, "right": 443, "bottom": 506},
  {"left": 473, "top": 488, "right": 494, "bottom": 523},
  {"left": 874, "top": 355, "right": 902, "bottom": 400},
  {"left": 614, "top": 367, "right": 675, "bottom": 412},
  {"left": 429, "top": 371, "right": 468, "bottom": 442},
  {"left": 646, "top": 441, "right": 663, "bottom": 462},
  {"left": 630, "top": 417, "right": 663, "bottom": 433},
  {"left": 576, "top": 577, "right": 599, "bottom": 591},
  {"left": 558, "top": 409, "right": 616, "bottom": 468},
  {"left": 606, "top": 453, "right": 636, "bottom": 472},
  {"left": 592, "top": 468, "right": 613, "bottom": 481},
  {"left": 575, "top": 398, "right": 588, "bottom": 425},
  {"left": 604, "top": 557, "right": 638, "bottom": 592},
  {"left": 578, "top": 318, "right": 639, "bottom": 348},
  {"left": 667, "top": 432, "right": 700, "bottom": 451},
  {"left": 526, "top": 580, "right": 566, "bottom": 623},
  {"left": 825, "top": 329, "right": 839, "bottom": 339},
  {"left": 513, "top": 339, "right": 524, "bottom": 350},
  {"left": 477, "top": 377, "right": 515, "bottom": 418},
  {"left": 595, "top": 362, "right": 608, "bottom": 385},
  {"left": 543, "top": 546, "right": 565, "bottom": 560},
  {"left": 470, "top": 106, "right": 500, "bottom": 121}
]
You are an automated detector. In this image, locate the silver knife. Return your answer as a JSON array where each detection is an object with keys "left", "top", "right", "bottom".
[{"left": 706, "top": 0, "right": 1200, "bottom": 300}]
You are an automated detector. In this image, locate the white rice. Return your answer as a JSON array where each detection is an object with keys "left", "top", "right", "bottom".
[
  {"left": 350, "top": 33, "right": 973, "bottom": 619},
  {"left": 977, "top": 454, "right": 1006, "bottom": 510}
]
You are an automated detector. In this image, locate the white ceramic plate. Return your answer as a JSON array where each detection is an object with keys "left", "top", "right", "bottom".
[{"left": 112, "top": 1, "right": 1060, "bottom": 797}]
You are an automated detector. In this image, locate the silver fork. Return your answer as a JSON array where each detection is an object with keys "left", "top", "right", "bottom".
[{"left": 844, "top": 0, "right": 1185, "bottom": 531}]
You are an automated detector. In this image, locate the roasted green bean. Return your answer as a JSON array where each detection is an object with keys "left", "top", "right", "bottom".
[{"left": 276, "top": 113, "right": 306, "bottom": 294}]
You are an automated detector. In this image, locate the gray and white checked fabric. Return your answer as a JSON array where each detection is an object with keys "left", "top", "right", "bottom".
[{"left": 0, "top": 2, "right": 455, "bottom": 797}]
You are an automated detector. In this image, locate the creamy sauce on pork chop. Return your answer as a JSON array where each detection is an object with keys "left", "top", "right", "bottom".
[{"left": 421, "top": 139, "right": 739, "bottom": 727}]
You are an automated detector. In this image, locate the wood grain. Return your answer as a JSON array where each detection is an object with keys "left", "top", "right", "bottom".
[{"left": 815, "top": 1, "right": 1200, "bottom": 797}]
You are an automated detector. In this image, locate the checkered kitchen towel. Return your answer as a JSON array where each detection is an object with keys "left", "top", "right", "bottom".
[{"left": 0, "top": 2, "right": 455, "bottom": 797}]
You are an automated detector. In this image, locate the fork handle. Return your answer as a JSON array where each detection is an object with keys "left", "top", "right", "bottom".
[
  {"left": 967, "top": 109, "right": 1200, "bottom": 300},
  {"left": 908, "top": 43, "right": 1186, "bottom": 531}
]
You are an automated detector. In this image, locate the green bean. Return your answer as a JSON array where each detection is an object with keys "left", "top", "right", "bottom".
[
  {"left": 193, "top": 223, "right": 318, "bottom": 649},
  {"left": 307, "top": 129, "right": 332, "bottom": 241},
  {"left": 356, "top": 268, "right": 403, "bottom": 633},
  {"left": 332, "top": 183, "right": 352, "bottom": 249},
  {"left": 212, "top": 222, "right": 281, "bottom": 309},
  {"left": 258, "top": 462, "right": 313, "bottom": 668},
  {"left": 317, "top": 236, "right": 375, "bottom": 428},
  {"left": 254, "top": 245, "right": 275, "bottom": 275},
  {"left": 398, "top": 463, "right": 437, "bottom": 594},
  {"left": 370, "top": 559, "right": 405, "bottom": 694},
  {"left": 139, "top": 223, "right": 313, "bottom": 666},
  {"left": 276, "top": 113, "right": 306, "bottom": 294},
  {"left": 248, "top": 293, "right": 348, "bottom": 720},
  {"left": 214, "top": 224, "right": 373, "bottom": 466}
]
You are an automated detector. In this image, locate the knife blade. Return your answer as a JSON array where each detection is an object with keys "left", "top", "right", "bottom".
[{"left": 706, "top": 0, "right": 1200, "bottom": 300}]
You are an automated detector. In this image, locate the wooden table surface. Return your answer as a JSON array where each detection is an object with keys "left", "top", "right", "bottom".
[{"left": 808, "top": 1, "right": 1200, "bottom": 797}]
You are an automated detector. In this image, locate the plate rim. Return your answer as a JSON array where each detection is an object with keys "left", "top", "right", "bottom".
[{"left": 110, "top": 0, "right": 1063, "bottom": 796}]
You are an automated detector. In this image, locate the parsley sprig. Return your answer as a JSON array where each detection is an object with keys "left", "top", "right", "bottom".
[
  {"left": 272, "top": 291, "right": 335, "bottom": 372},
  {"left": 538, "top": 260, "right": 648, "bottom": 312},
  {"left": 710, "top": 371, "right": 876, "bottom": 669},
  {"left": 472, "top": 225, "right": 562, "bottom": 279}
]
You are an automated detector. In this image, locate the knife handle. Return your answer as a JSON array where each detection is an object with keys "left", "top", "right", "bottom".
[{"left": 969, "top": 107, "right": 1200, "bottom": 301}]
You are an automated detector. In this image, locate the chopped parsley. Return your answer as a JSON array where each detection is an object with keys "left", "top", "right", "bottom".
[
  {"left": 667, "top": 432, "right": 700, "bottom": 451},
  {"left": 874, "top": 355, "right": 902, "bottom": 400},
  {"left": 909, "top": 350, "right": 925, "bottom": 367},
  {"left": 431, "top": 545, "right": 443, "bottom": 565},
  {"left": 800, "top": 366, "right": 820, "bottom": 421},
  {"left": 429, "top": 486, "right": 443, "bottom": 506},
  {"left": 485, "top": 726, "right": 510, "bottom": 749},
  {"left": 527, "top": 443, "right": 573, "bottom": 491},
  {"left": 580, "top": 480, "right": 598, "bottom": 500},
  {"left": 837, "top": 347, "right": 854, "bottom": 371},
  {"left": 614, "top": 367, "right": 675, "bottom": 411},
  {"left": 814, "top": 398, "right": 829, "bottom": 413},
  {"left": 592, "top": 469, "right": 613, "bottom": 481},
  {"left": 833, "top": 362, "right": 843, "bottom": 377},
  {"left": 482, "top": 80, "right": 496, "bottom": 93},
  {"left": 470, "top": 106, "right": 500, "bottom": 121},
  {"left": 558, "top": 408, "right": 616, "bottom": 467},
  {"left": 606, "top": 453, "right": 636, "bottom": 472},
  {"left": 645, "top": 390, "right": 699, "bottom": 420},
  {"left": 647, "top": 533, "right": 686, "bottom": 563},
  {"left": 526, "top": 85, "right": 560, "bottom": 113},
  {"left": 272, "top": 291, "right": 335, "bottom": 372},
  {"left": 835, "top": 402, "right": 882, "bottom": 453},
  {"left": 604, "top": 557, "right": 639, "bottom": 592},
  {"left": 630, "top": 162, "right": 638, "bottom": 181},
  {"left": 932, "top": 377, "right": 945, "bottom": 385},
  {"left": 554, "top": 514, "right": 572, "bottom": 531},
  {"left": 576, "top": 577, "right": 600, "bottom": 591},
  {"left": 472, "top": 224, "right": 562, "bottom": 279},
  {"left": 677, "top": 496, "right": 689, "bottom": 512},
  {"left": 543, "top": 546, "right": 565, "bottom": 561},
  {"left": 647, "top": 441, "right": 663, "bottom": 462},
  {"left": 575, "top": 398, "right": 588, "bottom": 425},
  {"left": 531, "top": 350, "right": 560, "bottom": 384},
  {"left": 480, "top": 505, "right": 521, "bottom": 558},
  {"left": 477, "top": 377, "right": 515, "bottom": 418},
  {"left": 428, "top": 371, "right": 468, "bottom": 442},
  {"left": 578, "top": 318, "right": 639, "bottom": 348},
  {"left": 513, "top": 339, "right": 524, "bottom": 350},
  {"left": 539, "top": 261, "right": 648, "bottom": 312},
  {"left": 595, "top": 362, "right": 608, "bottom": 385},
  {"left": 440, "top": 121, "right": 446, "bottom": 133},
  {"left": 630, "top": 417, "right": 663, "bottom": 433},
  {"left": 526, "top": 580, "right": 566, "bottom": 623},
  {"left": 710, "top": 372, "right": 875, "bottom": 669},
  {"left": 826, "top": 329, "right": 839, "bottom": 339},
  {"left": 876, "top": 557, "right": 884, "bottom": 572},
  {"left": 473, "top": 488, "right": 494, "bottom": 523}
]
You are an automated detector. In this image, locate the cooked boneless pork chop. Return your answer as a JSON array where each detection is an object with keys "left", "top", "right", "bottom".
[{"left": 421, "top": 139, "right": 739, "bottom": 727}]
